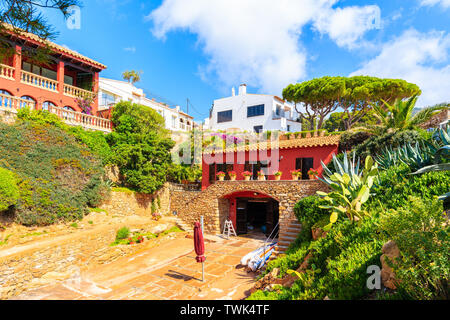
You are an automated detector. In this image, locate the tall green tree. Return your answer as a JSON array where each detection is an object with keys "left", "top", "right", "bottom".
[
  {"left": 339, "top": 76, "right": 421, "bottom": 130},
  {"left": 122, "top": 70, "right": 142, "bottom": 84},
  {"left": 283, "top": 76, "right": 344, "bottom": 130},
  {"left": 107, "top": 101, "right": 175, "bottom": 194},
  {"left": 283, "top": 76, "right": 421, "bottom": 131},
  {"left": 0, "top": 1, "right": 81, "bottom": 60},
  {"left": 363, "top": 96, "right": 448, "bottom": 134},
  {"left": 324, "top": 109, "right": 378, "bottom": 132}
]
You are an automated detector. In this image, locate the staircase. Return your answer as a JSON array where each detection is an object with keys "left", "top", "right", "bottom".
[
  {"left": 175, "top": 218, "right": 194, "bottom": 233},
  {"left": 276, "top": 219, "right": 302, "bottom": 253}
]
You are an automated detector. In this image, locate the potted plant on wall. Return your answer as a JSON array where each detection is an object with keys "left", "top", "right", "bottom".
[
  {"left": 291, "top": 169, "right": 301, "bottom": 180},
  {"left": 308, "top": 168, "right": 319, "bottom": 180},
  {"left": 229, "top": 171, "right": 237, "bottom": 181},
  {"left": 216, "top": 171, "right": 226, "bottom": 181},
  {"left": 257, "top": 170, "right": 266, "bottom": 181},
  {"left": 242, "top": 171, "right": 252, "bottom": 181},
  {"left": 274, "top": 171, "right": 282, "bottom": 181}
]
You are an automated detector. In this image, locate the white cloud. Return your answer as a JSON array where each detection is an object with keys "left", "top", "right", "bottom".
[
  {"left": 313, "top": 5, "right": 381, "bottom": 49},
  {"left": 124, "top": 46, "right": 136, "bottom": 53},
  {"left": 147, "top": 0, "right": 381, "bottom": 94},
  {"left": 419, "top": 0, "right": 450, "bottom": 8},
  {"left": 351, "top": 29, "right": 450, "bottom": 107}
]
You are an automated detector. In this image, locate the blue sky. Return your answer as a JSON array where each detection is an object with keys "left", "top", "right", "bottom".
[{"left": 46, "top": 0, "right": 450, "bottom": 121}]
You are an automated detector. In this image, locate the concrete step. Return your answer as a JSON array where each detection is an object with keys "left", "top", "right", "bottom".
[
  {"left": 278, "top": 241, "right": 294, "bottom": 247},
  {"left": 283, "top": 231, "right": 299, "bottom": 237},
  {"left": 279, "top": 235, "right": 297, "bottom": 241},
  {"left": 276, "top": 245, "right": 289, "bottom": 252}
]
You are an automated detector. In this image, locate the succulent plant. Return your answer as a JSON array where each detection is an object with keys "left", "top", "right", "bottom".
[{"left": 317, "top": 153, "right": 379, "bottom": 228}]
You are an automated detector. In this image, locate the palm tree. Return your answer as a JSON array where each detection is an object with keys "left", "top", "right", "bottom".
[
  {"left": 122, "top": 70, "right": 142, "bottom": 84},
  {"left": 360, "top": 95, "right": 448, "bottom": 134}
]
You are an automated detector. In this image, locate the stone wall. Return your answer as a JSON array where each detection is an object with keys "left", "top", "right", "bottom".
[
  {"left": 174, "top": 180, "right": 330, "bottom": 237},
  {"left": 0, "top": 221, "right": 152, "bottom": 300},
  {"left": 100, "top": 183, "right": 201, "bottom": 218},
  {"left": 0, "top": 109, "right": 17, "bottom": 125},
  {"left": 100, "top": 183, "right": 172, "bottom": 216}
]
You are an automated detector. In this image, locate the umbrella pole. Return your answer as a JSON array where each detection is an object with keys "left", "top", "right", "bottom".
[{"left": 201, "top": 216, "right": 205, "bottom": 282}]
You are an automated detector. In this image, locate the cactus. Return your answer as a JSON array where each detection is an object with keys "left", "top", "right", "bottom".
[{"left": 317, "top": 155, "right": 379, "bottom": 229}]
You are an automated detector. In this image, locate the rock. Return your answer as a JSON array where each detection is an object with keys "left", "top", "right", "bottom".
[
  {"left": 150, "top": 224, "right": 169, "bottom": 234},
  {"left": 312, "top": 227, "right": 327, "bottom": 241},
  {"left": 380, "top": 240, "right": 401, "bottom": 290}
]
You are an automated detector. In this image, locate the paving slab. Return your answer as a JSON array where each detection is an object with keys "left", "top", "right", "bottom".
[{"left": 13, "top": 234, "right": 265, "bottom": 300}]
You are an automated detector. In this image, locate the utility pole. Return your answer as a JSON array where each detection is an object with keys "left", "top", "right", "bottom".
[{"left": 186, "top": 98, "right": 189, "bottom": 115}]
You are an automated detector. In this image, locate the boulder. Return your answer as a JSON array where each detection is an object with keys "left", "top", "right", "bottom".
[{"left": 380, "top": 240, "right": 401, "bottom": 290}]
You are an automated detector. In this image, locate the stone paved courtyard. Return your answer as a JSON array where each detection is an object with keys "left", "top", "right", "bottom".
[{"left": 12, "top": 234, "right": 266, "bottom": 300}]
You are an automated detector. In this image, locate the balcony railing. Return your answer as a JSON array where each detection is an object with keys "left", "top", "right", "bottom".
[
  {"left": 0, "top": 93, "right": 111, "bottom": 132},
  {"left": 0, "top": 93, "right": 36, "bottom": 111},
  {"left": 63, "top": 83, "right": 95, "bottom": 100},
  {"left": 21, "top": 70, "right": 58, "bottom": 92},
  {"left": 273, "top": 111, "right": 297, "bottom": 121},
  {"left": 47, "top": 105, "right": 112, "bottom": 132},
  {"left": 0, "top": 64, "right": 15, "bottom": 80}
]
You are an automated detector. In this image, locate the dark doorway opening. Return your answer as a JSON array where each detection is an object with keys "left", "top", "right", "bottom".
[{"left": 235, "top": 198, "right": 279, "bottom": 237}]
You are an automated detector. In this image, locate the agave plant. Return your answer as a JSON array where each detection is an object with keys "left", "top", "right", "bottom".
[
  {"left": 317, "top": 153, "right": 379, "bottom": 228},
  {"left": 412, "top": 127, "right": 450, "bottom": 174},
  {"left": 320, "top": 152, "right": 361, "bottom": 183}
]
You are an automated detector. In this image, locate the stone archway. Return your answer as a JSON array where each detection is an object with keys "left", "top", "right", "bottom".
[{"left": 175, "top": 180, "right": 330, "bottom": 247}]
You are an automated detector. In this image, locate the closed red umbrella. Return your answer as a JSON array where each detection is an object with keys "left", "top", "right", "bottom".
[
  {"left": 194, "top": 221, "right": 206, "bottom": 282},
  {"left": 194, "top": 222, "right": 206, "bottom": 263}
]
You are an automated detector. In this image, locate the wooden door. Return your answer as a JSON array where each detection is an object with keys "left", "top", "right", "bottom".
[{"left": 236, "top": 199, "right": 247, "bottom": 235}]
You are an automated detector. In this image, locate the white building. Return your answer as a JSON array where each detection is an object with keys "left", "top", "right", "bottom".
[
  {"left": 98, "top": 78, "right": 194, "bottom": 132},
  {"left": 205, "top": 84, "right": 302, "bottom": 133}
]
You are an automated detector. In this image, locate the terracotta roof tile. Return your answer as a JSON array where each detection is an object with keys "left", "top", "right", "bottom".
[
  {"left": 203, "top": 135, "right": 340, "bottom": 154},
  {"left": 2, "top": 23, "right": 106, "bottom": 70}
]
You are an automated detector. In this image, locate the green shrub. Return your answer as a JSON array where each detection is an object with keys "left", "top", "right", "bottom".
[
  {"left": 367, "top": 164, "right": 450, "bottom": 211},
  {"left": 380, "top": 197, "right": 449, "bottom": 299},
  {"left": 0, "top": 121, "right": 107, "bottom": 225},
  {"left": 107, "top": 101, "right": 175, "bottom": 194},
  {"left": 167, "top": 164, "right": 202, "bottom": 183},
  {"left": 293, "top": 196, "right": 329, "bottom": 243},
  {"left": 0, "top": 167, "right": 20, "bottom": 212},
  {"left": 17, "top": 108, "right": 67, "bottom": 129},
  {"left": 68, "top": 127, "right": 112, "bottom": 165},
  {"left": 116, "top": 227, "right": 130, "bottom": 240},
  {"left": 338, "top": 131, "right": 371, "bottom": 153},
  {"left": 354, "top": 130, "right": 425, "bottom": 160}
]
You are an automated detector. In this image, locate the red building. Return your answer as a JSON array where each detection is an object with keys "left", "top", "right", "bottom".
[
  {"left": 0, "top": 24, "right": 110, "bottom": 131},
  {"left": 202, "top": 134, "right": 340, "bottom": 189},
  {"left": 201, "top": 134, "right": 339, "bottom": 236}
]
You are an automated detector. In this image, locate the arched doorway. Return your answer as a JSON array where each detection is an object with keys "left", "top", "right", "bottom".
[{"left": 222, "top": 190, "right": 279, "bottom": 238}]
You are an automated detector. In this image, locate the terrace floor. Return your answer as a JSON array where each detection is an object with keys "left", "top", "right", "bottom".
[{"left": 12, "top": 234, "right": 265, "bottom": 300}]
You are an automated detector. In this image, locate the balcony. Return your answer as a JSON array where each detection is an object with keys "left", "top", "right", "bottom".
[
  {"left": 0, "top": 93, "right": 111, "bottom": 133},
  {"left": 63, "top": 83, "right": 95, "bottom": 100},
  {"left": 272, "top": 110, "right": 297, "bottom": 122},
  {"left": 0, "top": 64, "right": 15, "bottom": 80},
  {"left": 0, "top": 63, "right": 95, "bottom": 99},
  {"left": 21, "top": 70, "right": 58, "bottom": 92}
]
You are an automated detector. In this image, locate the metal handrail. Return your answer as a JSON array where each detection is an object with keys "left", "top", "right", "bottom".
[{"left": 262, "top": 221, "right": 280, "bottom": 268}]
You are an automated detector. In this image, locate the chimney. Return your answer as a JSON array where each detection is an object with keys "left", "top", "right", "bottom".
[
  {"left": 239, "top": 84, "right": 247, "bottom": 95},
  {"left": 231, "top": 87, "right": 235, "bottom": 96}
]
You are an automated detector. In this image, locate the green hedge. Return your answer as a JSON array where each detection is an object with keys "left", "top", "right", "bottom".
[
  {"left": 0, "top": 167, "right": 20, "bottom": 212},
  {"left": 0, "top": 121, "right": 107, "bottom": 225}
]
